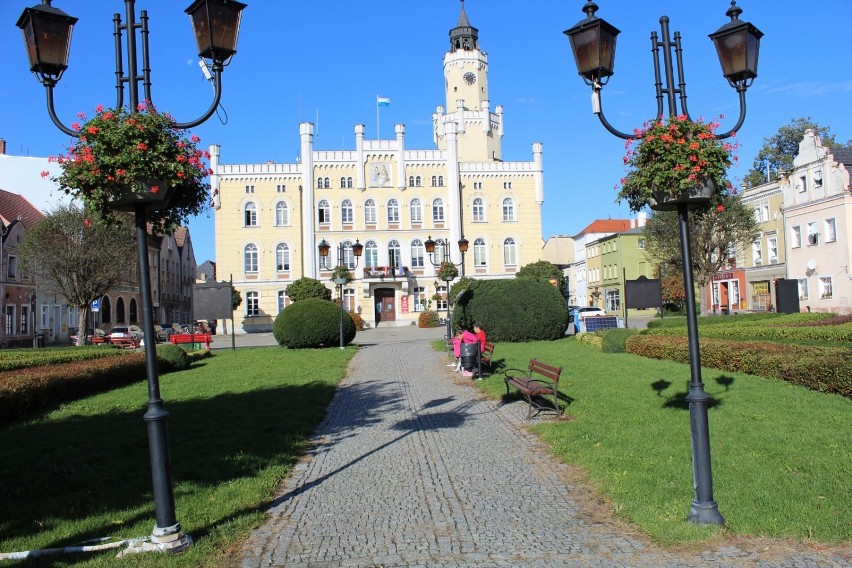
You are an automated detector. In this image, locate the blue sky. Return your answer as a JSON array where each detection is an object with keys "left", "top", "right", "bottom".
[{"left": 3, "top": 1, "right": 851, "bottom": 265}]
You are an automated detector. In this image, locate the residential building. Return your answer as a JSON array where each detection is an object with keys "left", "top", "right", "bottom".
[
  {"left": 210, "top": 4, "right": 545, "bottom": 332},
  {"left": 598, "top": 227, "right": 656, "bottom": 319},
  {"left": 739, "top": 179, "right": 786, "bottom": 311},
  {"left": 0, "top": 190, "right": 41, "bottom": 347},
  {"left": 780, "top": 129, "right": 852, "bottom": 313},
  {"left": 568, "top": 218, "right": 633, "bottom": 306}
]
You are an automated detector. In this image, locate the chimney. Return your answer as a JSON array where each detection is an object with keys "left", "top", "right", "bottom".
[{"left": 0, "top": 139, "right": 6, "bottom": 155}]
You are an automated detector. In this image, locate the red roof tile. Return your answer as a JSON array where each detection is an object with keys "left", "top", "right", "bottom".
[
  {"left": 0, "top": 189, "right": 45, "bottom": 229},
  {"left": 573, "top": 219, "right": 631, "bottom": 238}
]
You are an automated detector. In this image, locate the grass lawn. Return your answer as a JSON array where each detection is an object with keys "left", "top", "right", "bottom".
[
  {"left": 0, "top": 346, "right": 355, "bottom": 567},
  {"left": 469, "top": 338, "right": 851, "bottom": 545}
]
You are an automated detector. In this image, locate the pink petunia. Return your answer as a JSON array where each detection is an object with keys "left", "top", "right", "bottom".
[{"left": 40, "top": 170, "right": 50, "bottom": 178}]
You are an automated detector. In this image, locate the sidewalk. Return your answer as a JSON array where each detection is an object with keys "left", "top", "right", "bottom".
[{"left": 235, "top": 327, "right": 850, "bottom": 567}]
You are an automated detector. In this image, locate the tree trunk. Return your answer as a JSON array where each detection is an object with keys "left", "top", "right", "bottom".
[{"left": 76, "top": 308, "right": 88, "bottom": 347}]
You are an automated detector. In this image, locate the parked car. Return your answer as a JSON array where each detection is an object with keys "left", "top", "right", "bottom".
[
  {"left": 577, "top": 307, "right": 606, "bottom": 319},
  {"left": 107, "top": 325, "right": 142, "bottom": 343}
]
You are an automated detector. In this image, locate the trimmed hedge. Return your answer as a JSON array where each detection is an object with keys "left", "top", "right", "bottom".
[
  {"left": 625, "top": 335, "right": 851, "bottom": 398},
  {"left": 273, "top": 298, "right": 356, "bottom": 348},
  {"left": 453, "top": 278, "right": 568, "bottom": 342},
  {"left": 156, "top": 343, "right": 190, "bottom": 372},
  {"left": 0, "top": 347, "right": 125, "bottom": 373},
  {"left": 0, "top": 355, "right": 147, "bottom": 423},
  {"left": 600, "top": 328, "right": 639, "bottom": 353},
  {"left": 418, "top": 310, "right": 441, "bottom": 328}
]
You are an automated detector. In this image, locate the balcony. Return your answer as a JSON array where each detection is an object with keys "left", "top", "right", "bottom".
[{"left": 362, "top": 266, "right": 411, "bottom": 281}]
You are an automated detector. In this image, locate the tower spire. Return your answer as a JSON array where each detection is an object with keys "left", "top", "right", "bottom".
[{"left": 449, "top": 0, "right": 478, "bottom": 52}]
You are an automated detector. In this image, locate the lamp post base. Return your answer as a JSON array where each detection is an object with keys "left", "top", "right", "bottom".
[
  {"left": 117, "top": 525, "right": 193, "bottom": 556},
  {"left": 687, "top": 500, "right": 725, "bottom": 525}
]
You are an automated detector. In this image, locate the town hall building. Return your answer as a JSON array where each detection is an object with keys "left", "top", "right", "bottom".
[{"left": 210, "top": 3, "right": 546, "bottom": 331}]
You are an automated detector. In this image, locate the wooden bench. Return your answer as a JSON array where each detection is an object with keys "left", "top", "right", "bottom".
[
  {"left": 110, "top": 337, "right": 140, "bottom": 350},
  {"left": 169, "top": 333, "right": 212, "bottom": 350},
  {"left": 503, "top": 358, "right": 564, "bottom": 419}
]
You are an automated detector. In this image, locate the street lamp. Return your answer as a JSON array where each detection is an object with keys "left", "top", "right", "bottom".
[
  {"left": 318, "top": 239, "right": 363, "bottom": 349},
  {"left": 424, "top": 234, "right": 469, "bottom": 341},
  {"left": 17, "top": 0, "right": 246, "bottom": 553},
  {"left": 565, "top": 0, "right": 762, "bottom": 526}
]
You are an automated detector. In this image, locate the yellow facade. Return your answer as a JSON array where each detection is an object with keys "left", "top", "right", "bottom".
[{"left": 210, "top": 4, "right": 545, "bottom": 332}]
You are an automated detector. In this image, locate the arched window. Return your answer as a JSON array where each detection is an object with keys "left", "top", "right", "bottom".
[
  {"left": 323, "top": 177, "right": 330, "bottom": 188},
  {"left": 244, "top": 202, "right": 257, "bottom": 226},
  {"left": 472, "top": 198, "right": 485, "bottom": 222},
  {"left": 432, "top": 198, "right": 445, "bottom": 223},
  {"left": 433, "top": 239, "right": 446, "bottom": 264},
  {"left": 317, "top": 177, "right": 324, "bottom": 189},
  {"left": 276, "top": 243, "right": 290, "bottom": 272},
  {"left": 364, "top": 199, "right": 377, "bottom": 224},
  {"left": 474, "top": 238, "right": 487, "bottom": 267},
  {"left": 503, "top": 237, "right": 518, "bottom": 266},
  {"left": 277, "top": 290, "right": 290, "bottom": 314},
  {"left": 116, "top": 297, "right": 126, "bottom": 323},
  {"left": 275, "top": 202, "right": 289, "bottom": 226},
  {"left": 245, "top": 243, "right": 259, "bottom": 273},
  {"left": 364, "top": 240, "right": 379, "bottom": 268},
  {"left": 387, "top": 199, "right": 400, "bottom": 223},
  {"left": 410, "top": 198, "right": 423, "bottom": 223},
  {"left": 101, "top": 295, "right": 112, "bottom": 324},
  {"left": 408, "top": 175, "right": 415, "bottom": 187},
  {"left": 502, "top": 198, "right": 516, "bottom": 221},
  {"left": 318, "top": 199, "right": 331, "bottom": 224},
  {"left": 388, "top": 240, "right": 401, "bottom": 269},
  {"left": 438, "top": 175, "right": 444, "bottom": 186},
  {"left": 129, "top": 298, "right": 138, "bottom": 323},
  {"left": 415, "top": 175, "right": 422, "bottom": 187},
  {"left": 411, "top": 239, "right": 425, "bottom": 268},
  {"left": 431, "top": 175, "right": 438, "bottom": 187},
  {"left": 340, "top": 176, "right": 347, "bottom": 188},
  {"left": 346, "top": 177, "right": 353, "bottom": 188},
  {"left": 341, "top": 199, "right": 353, "bottom": 224},
  {"left": 246, "top": 291, "right": 259, "bottom": 316},
  {"left": 342, "top": 240, "right": 356, "bottom": 269}
]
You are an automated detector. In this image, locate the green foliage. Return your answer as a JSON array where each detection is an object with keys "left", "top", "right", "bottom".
[
  {"left": 273, "top": 298, "right": 355, "bottom": 348},
  {"left": 516, "top": 260, "right": 566, "bottom": 292},
  {"left": 331, "top": 265, "right": 354, "bottom": 284},
  {"left": 418, "top": 310, "right": 441, "bottom": 328},
  {"left": 644, "top": 194, "right": 759, "bottom": 306},
  {"left": 574, "top": 332, "right": 603, "bottom": 349},
  {"left": 0, "top": 346, "right": 124, "bottom": 373},
  {"left": 436, "top": 260, "right": 459, "bottom": 281},
  {"left": 349, "top": 311, "right": 366, "bottom": 331},
  {"left": 454, "top": 278, "right": 568, "bottom": 341},
  {"left": 0, "top": 354, "right": 146, "bottom": 423},
  {"left": 232, "top": 286, "right": 243, "bottom": 310},
  {"left": 156, "top": 343, "right": 191, "bottom": 372},
  {"left": 599, "top": 328, "right": 639, "bottom": 353},
  {"left": 448, "top": 276, "right": 477, "bottom": 301},
  {"left": 285, "top": 277, "right": 332, "bottom": 302},
  {"left": 744, "top": 117, "right": 837, "bottom": 188},
  {"left": 626, "top": 335, "right": 851, "bottom": 397}
]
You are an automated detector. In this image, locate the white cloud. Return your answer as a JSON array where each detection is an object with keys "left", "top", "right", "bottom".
[{"left": 766, "top": 81, "right": 852, "bottom": 97}]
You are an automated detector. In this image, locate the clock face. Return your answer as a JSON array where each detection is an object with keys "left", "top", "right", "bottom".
[{"left": 463, "top": 72, "right": 477, "bottom": 85}]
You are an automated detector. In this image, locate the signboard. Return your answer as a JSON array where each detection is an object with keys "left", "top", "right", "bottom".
[
  {"left": 193, "top": 282, "right": 234, "bottom": 320},
  {"left": 91, "top": 299, "right": 100, "bottom": 313},
  {"left": 400, "top": 295, "right": 409, "bottom": 314},
  {"left": 625, "top": 276, "right": 662, "bottom": 309}
]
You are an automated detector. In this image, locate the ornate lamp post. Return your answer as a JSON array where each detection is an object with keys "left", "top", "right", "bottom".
[
  {"left": 318, "top": 239, "right": 363, "bottom": 349},
  {"left": 424, "top": 235, "right": 469, "bottom": 341},
  {"left": 565, "top": 0, "right": 762, "bottom": 525},
  {"left": 17, "top": 0, "right": 246, "bottom": 553}
]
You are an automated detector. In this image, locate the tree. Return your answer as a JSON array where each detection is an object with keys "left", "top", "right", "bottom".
[
  {"left": 285, "top": 277, "right": 332, "bottom": 302},
  {"left": 743, "top": 117, "right": 838, "bottom": 188},
  {"left": 643, "top": 195, "right": 759, "bottom": 314},
  {"left": 18, "top": 204, "right": 136, "bottom": 346},
  {"left": 516, "top": 260, "right": 566, "bottom": 292},
  {"left": 231, "top": 287, "right": 242, "bottom": 310}
]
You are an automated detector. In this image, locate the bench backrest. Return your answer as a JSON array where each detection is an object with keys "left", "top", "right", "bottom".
[
  {"left": 482, "top": 342, "right": 495, "bottom": 362},
  {"left": 528, "top": 358, "right": 562, "bottom": 383}
]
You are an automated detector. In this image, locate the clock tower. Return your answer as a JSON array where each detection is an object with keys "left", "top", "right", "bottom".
[{"left": 434, "top": 1, "right": 503, "bottom": 162}]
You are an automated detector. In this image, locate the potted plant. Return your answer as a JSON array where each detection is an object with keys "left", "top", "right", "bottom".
[
  {"left": 48, "top": 103, "right": 211, "bottom": 233},
  {"left": 331, "top": 265, "right": 354, "bottom": 285},
  {"left": 436, "top": 261, "right": 459, "bottom": 281},
  {"left": 618, "top": 114, "right": 737, "bottom": 212}
]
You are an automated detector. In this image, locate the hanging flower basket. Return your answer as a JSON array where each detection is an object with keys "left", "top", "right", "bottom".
[
  {"left": 49, "top": 103, "right": 211, "bottom": 232},
  {"left": 617, "top": 115, "right": 737, "bottom": 212},
  {"left": 436, "top": 261, "right": 459, "bottom": 281},
  {"left": 331, "top": 265, "right": 354, "bottom": 285}
]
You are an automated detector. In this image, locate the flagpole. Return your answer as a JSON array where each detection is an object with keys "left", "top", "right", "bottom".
[{"left": 376, "top": 95, "right": 380, "bottom": 140}]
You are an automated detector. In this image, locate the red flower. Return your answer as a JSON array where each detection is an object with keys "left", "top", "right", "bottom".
[
  {"left": 716, "top": 204, "right": 725, "bottom": 213},
  {"left": 84, "top": 218, "right": 91, "bottom": 228},
  {"left": 137, "top": 143, "right": 148, "bottom": 151},
  {"left": 40, "top": 170, "right": 50, "bottom": 178},
  {"left": 87, "top": 126, "right": 99, "bottom": 135},
  {"left": 150, "top": 185, "right": 159, "bottom": 194},
  {"left": 71, "top": 122, "right": 81, "bottom": 131}
]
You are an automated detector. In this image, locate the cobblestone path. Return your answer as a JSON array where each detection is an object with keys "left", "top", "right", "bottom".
[{"left": 238, "top": 338, "right": 851, "bottom": 568}]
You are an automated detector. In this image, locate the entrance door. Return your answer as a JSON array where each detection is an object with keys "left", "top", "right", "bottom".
[{"left": 374, "top": 289, "right": 395, "bottom": 325}]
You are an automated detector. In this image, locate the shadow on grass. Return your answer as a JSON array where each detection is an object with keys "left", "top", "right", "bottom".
[{"left": 660, "top": 381, "right": 724, "bottom": 410}]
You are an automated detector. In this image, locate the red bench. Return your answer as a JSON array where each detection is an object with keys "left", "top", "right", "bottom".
[
  {"left": 169, "top": 333, "right": 211, "bottom": 350},
  {"left": 110, "top": 337, "right": 140, "bottom": 350}
]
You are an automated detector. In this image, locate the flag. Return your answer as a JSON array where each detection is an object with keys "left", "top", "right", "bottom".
[{"left": 377, "top": 96, "right": 391, "bottom": 107}]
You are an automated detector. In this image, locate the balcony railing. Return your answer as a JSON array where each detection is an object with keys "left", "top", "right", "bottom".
[{"left": 362, "top": 266, "right": 410, "bottom": 280}]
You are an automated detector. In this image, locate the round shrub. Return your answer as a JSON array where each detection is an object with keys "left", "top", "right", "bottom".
[
  {"left": 350, "top": 311, "right": 366, "bottom": 331},
  {"left": 418, "top": 310, "right": 441, "bottom": 328},
  {"left": 454, "top": 278, "right": 568, "bottom": 342},
  {"left": 156, "top": 343, "right": 190, "bottom": 372},
  {"left": 273, "top": 298, "right": 356, "bottom": 348}
]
